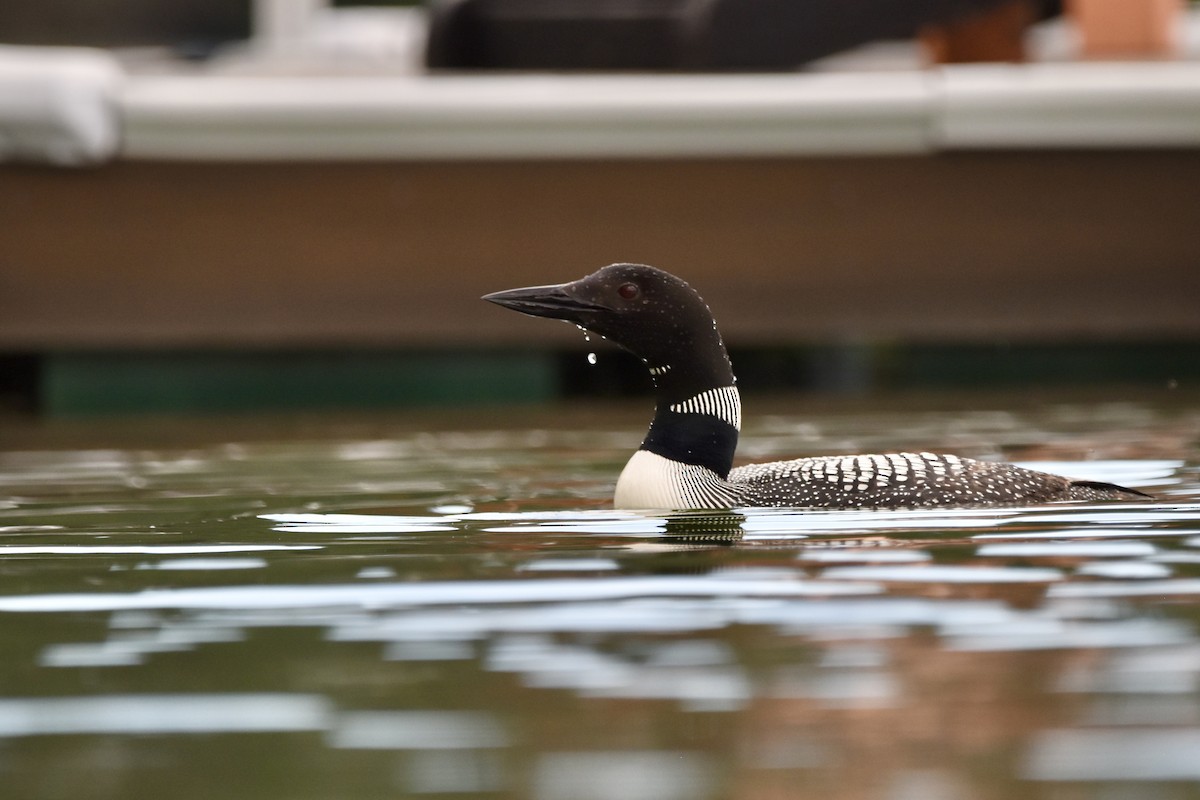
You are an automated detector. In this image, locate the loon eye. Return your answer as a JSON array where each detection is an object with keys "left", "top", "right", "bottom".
[{"left": 617, "top": 283, "right": 640, "bottom": 300}]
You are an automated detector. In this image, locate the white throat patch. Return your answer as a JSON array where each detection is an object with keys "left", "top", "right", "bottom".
[{"left": 614, "top": 450, "right": 741, "bottom": 510}]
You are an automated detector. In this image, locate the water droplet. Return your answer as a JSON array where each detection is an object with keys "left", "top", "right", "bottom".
[{"left": 587, "top": 352, "right": 598, "bottom": 365}]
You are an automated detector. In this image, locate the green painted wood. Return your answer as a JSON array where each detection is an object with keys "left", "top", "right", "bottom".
[{"left": 42, "top": 351, "right": 557, "bottom": 415}]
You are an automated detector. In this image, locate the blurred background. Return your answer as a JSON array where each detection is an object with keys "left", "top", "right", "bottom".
[{"left": 1, "top": 0, "right": 1198, "bottom": 416}]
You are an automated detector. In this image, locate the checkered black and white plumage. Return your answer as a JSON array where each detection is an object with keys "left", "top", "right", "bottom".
[{"left": 728, "top": 449, "right": 1129, "bottom": 509}]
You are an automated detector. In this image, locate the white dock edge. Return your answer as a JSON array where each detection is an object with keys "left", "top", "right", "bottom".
[
  {"left": 937, "top": 62, "right": 1200, "bottom": 149},
  {"left": 119, "top": 72, "right": 935, "bottom": 160},
  {"left": 0, "top": 46, "right": 123, "bottom": 165},
  {"left": 4, "top": 43, "right": 1200, "bottom": 165},
  {"left": 110, "top": 62, "right": 1200, "bottom": 161}
]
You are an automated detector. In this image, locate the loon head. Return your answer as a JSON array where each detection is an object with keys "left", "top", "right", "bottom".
[{"left": 483, "top": 263, "right": 730, "bottom": 378}]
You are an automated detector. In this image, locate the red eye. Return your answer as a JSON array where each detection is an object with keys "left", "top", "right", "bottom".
[{"left": 617, "top": 283, "right": 640, "bottom": 300}]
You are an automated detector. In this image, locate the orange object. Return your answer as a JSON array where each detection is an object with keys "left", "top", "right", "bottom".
[
  {"left": 921, "top": 0, "right": 1035, "bottom": 64},
  {"left": 1068, "top": 0, "right": 1183, "bottom": 58}
]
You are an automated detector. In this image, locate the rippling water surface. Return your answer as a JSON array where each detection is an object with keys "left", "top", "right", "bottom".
[{"left": 2, "top": 393, "right": 1199, "bottom": 800}]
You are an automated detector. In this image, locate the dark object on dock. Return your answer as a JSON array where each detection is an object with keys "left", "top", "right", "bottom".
[{"left": 426, "top": 0, "right": 1045, "bottom": 70}]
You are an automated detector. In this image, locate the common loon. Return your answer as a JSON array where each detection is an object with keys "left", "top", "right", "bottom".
[{"left": 483, "top": 264, "right": 1151, "bottom": 510}]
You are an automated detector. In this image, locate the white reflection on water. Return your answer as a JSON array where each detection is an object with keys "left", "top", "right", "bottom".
[
  {"left": 771, "top": 667, "right": 900, "bottom": 708},
  {"left": 739, "top": 507, "right": 1021, "bottom": 538},
  {"left": 534, "top": 751, "right": 715, "bottom": 800},
  {"left": 945, "top": 617, "right": 1192, "bottom": 652},
  {"left": 488, "top": 634, "right": 750, "bottom": 711},
  {"left": 265, "top": 501, "right": 1200, "bottom": 544},
  {"left": 356, "top": 566, "right": 398, "bottom": 579},
  {"left": 38, "top": 646, "right": 142, "bottom": 668},
  {"left": 0, "top": 694, "right": 330, "bottom": 736},
  {"left": 977, "top": 541, "right": 1158, "bottom": 558},
  {"left": 40, "top": 623, "right": 244, "bottom": 667},
  {"left": 999, "top": 504, "right": 1200, "bottom": 527},
  {"left": 405, "top": 750, "right": 508, "bottom": 794},
  {"left": 336, "top": 598, "right": 745, "bottom": 640},
  {"left": 323, "top": 596, "right": 1021, "bottom": 647},
  {"left": 0, "top": 575, "right": 878, "bottom": 613},
  {"left": 821, "top": 565, "right": 1063, "bottom": 583},
  {"left": 1057, "top": 645, "right": 1200, "bottom": 695},
  {"left": 384, "top": 640, "right": 475, "bottom": 661},
  {"left": 1075, "top": 561, "right": 1173, "bottom": 580},
  {"left": 517, "top": 558, "right": 621, "bottom": 572},
  {"left": 329, "top": 710, "right": 508, "bottom": 749},
  {"left": 974, "top": 525, "right": 1197, "bottom": 541},
  {"left": 134, "top": 558, "right": 269, "bottom": 571},
  {"left": 1049, "top": 579, "right": 1200, "bottom": 598},
  {"left": 1012, "top": 460, "right": 1181, "bottom": 487},
  {"left": 882, "top": 770, "right": 965, "bottom": 800},
  {"left": 262, "top": 511, "right": 458, "bottom": 534},
  {"left": 1024, "top": 728, "right": 1200, "bottom": 781},
  {"left": 0, "top": 545, "right": 320, "bottom": 555},
  {"left": 1150, "top": 552, "right": 1200, "bottom": 564},
  {"left": 797, "top": 549, "right": 932, "bottom": 563},
  {"left": 755, "top": 598, "right": 1013, "bottom": 631},
  {"left": 264, "top": 510, "right": 646, "bottom": 535}
]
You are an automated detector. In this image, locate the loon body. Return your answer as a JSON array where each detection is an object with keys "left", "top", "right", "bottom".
[{"left": 484, "top": 264, "right": 1151, "bottom": 510}]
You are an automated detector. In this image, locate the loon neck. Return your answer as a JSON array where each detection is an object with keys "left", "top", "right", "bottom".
[
  {"left": 641, "top": 324, "right": 734, "bottom": 395},
  {"left": 639, "top": 352, "right": 740, "bottom": 479}
]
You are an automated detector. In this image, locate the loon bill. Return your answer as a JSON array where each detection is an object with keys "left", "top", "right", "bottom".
[{"left": 483, "top": 263, "right": 1153, "bottom": 511}]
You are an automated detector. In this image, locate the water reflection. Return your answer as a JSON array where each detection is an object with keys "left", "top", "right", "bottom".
[
  {"left": 534, "top": 751, "right": 716, "bottom": 800},
  {"left": 0, "top": 694, "right": 329, "bottom": 736},
  {"left": 0, "top": 397, "right": 1198, "bottom": 798},
  {"left": 328, "top": 710, "right": 509, "bottom": 749},
  {"left": 1025, "top": 728, "right": 1200, "bottom": 781}
]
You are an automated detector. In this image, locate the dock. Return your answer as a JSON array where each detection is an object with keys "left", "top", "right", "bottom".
[{"left": 2, "top": 5, "right": 1199, "bottom": 413}]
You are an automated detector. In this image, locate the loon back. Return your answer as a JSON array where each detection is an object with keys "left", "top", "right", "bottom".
[
  {"left": 727, "top": 451, "right": 1146, "bottom": 509},
  {"left": 483, "top": 263, "right": 1152, "bottom": 510}
]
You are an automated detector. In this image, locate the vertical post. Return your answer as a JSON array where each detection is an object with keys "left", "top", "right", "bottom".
[{"left": 253, "top": 0, "right": 330, "bottom": 55}]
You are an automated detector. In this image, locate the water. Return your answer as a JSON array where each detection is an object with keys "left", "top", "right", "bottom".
[{"left": 1, "top": 392, "right": 1199, "bottom": 800}]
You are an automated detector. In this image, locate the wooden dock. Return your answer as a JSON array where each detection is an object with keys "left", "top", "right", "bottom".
[
  {"left": 3, "top": 151, "right": 1199, "bottom": 351},
  {"left": 2, "top": 50, "right": 1199, "bottom": 412}
]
